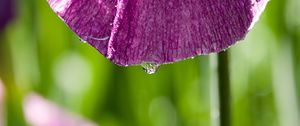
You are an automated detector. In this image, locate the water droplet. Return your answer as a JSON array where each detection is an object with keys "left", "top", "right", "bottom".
[
  {"left": 79, "top": 38, "right": 87, "bottom": 43},
  {"left": 141, "top": 63, "right": 160, "bottom": 74}
]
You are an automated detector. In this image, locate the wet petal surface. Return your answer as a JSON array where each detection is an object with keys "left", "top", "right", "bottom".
[{"left": 48, "top": 0, "right": 268, "bottom": 66}]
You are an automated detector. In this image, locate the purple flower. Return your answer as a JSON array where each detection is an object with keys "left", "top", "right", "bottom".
[
  {"left": 48, "top": 0, "right": 268, "bottom": 66},
  {"left": 0, "top": 0, "right": 15, "bottom": 30}
]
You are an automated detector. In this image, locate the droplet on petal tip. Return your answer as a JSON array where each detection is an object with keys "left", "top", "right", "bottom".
[
  {"left": 79, "top": 38, "right": 87, "bottom": 43},
  {"left": 142, "top": 63, "right": 160, "bottom": 74},
  {"left": 47, "top": 0, "right": 269, "bottom": 67}
]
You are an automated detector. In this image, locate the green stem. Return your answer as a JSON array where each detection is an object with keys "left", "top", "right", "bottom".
[
  {"left": 217, "top": 51, "right": 231, "bottom": 126},
  {"left": 0, "top": 31, "right": 27, "bottom": 126}
]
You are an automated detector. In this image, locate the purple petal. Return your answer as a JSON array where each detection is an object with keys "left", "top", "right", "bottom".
[
  {"left": 48, "top": 0, "right": 116, "bottom": 55},
  {"left": 48, "top": 0, "right": 268, "bottom": 66}
]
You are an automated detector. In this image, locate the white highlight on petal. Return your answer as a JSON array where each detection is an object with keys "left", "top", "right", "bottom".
[
  {"left": 107, "top": 0, "right": 127, "bottom": 59},
  {"left": 48, "top": 0, "right": 72, "bottom": 14},
  {"left": 248, "top": 0, "right": 269, "bottom": 30}
]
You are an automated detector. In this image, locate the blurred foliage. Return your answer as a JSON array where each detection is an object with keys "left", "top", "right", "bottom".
[{"left": 0, "top": 0, "right": 300, "bottom": 126}]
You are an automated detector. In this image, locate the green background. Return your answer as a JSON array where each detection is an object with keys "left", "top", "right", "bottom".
[{"left": 0, "top": 0, "right": 299, "bottom": 126}]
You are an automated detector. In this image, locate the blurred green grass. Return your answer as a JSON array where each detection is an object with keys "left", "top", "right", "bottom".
[{"left": 0, "top": 0, "right": 300, "bottom": 126}]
